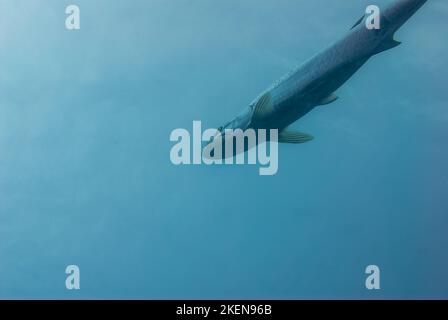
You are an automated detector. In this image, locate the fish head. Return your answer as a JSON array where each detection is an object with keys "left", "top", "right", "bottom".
[
  {"left": 209, "top": 105, "right": 253, "bottom": 143},
  {"left": 203, "top": 106, "right": 254, "bottom": 159}
]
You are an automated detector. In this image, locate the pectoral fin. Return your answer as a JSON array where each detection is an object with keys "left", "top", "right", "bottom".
[
  {"left": 278, "top": 129, "right": 314, "bottom": 144},
  {"left": 253, "top": 92, "right": 273, "bottom": 120}
]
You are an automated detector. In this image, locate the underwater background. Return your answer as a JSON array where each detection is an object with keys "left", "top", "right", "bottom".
[{"left": 0, "top": 0, "right": 447, "bottom": 299}]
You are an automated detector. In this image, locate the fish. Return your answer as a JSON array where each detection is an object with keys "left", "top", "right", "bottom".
[{"left": 207, "top": 0, "right": 429, "bottom": 150}]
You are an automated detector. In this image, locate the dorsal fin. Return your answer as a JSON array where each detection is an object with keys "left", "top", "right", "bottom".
[
  {"left": 351, "top": 14, "right": 365, "bottom": 30},
  {"left": 253, "top": 92, "right": 272, "bottom": 120}
]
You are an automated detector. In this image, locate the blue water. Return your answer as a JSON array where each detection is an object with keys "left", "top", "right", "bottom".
[{"left": 1, "top": 0, "right": 447, "bottom": 299}]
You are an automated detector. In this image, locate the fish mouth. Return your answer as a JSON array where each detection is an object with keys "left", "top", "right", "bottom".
[
  {"left": 202, "top": 131, "right": 227, "bottom": 160},
  {"left": 202, "top": 132, "right": 222, "bottom": 159},
  {"left": 204, "top": 130, "right": 222, "bottom": 146}
]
